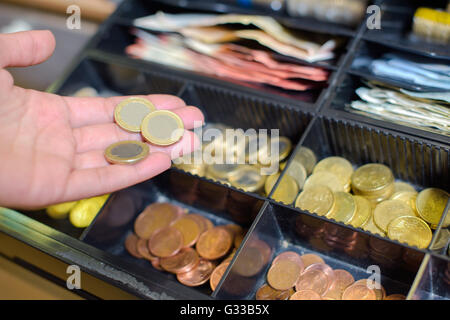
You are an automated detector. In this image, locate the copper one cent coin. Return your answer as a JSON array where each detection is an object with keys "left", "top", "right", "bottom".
[
  {"left": 148, "top": 226, "right": 184, "bottom": 258},
  {"left": 267, "top": 260, "right": 303, "bottom": 291},
  {"left": 323, "top": 269, "right": 354, "bottom": 300},
  {"left": 210, "top": 262, "right": 230, "bottom": 291},
  {"left": 272, "top": 251, "right": 304, "bottom": 271},
  {"left": 134, "top": 203, "right": 178, "bottom": 239},
  {"left": 172, "top": 216, "right": 202, "bottom": 247},
  {"left": 342, "top": 283, "right": 377, "bottom": 300},
  {"left": 196, "top": 226, "right": 232, "bottom": 260},
  {"left": 136, "top": 238, "right": 158, "bottom": 261},
  {"left": 177, "top": 259, "right": 215, "bottom": 287},
  {"left": 124, "top": 233, "right": 143, "bottom": 259},
  {"left": 354, "top": 279, "right": 386, "bottom": 300},
  {"left": 295, "top": 263, "right": 335, "bottom": 296},
  {"left": 384, "top": 294, "right": 406, "bottom": 300},
  {"left": 187, "top": 214, "right": 213, "bottom": 233},
  {"left": 300, "top": 253, "right": 325, "bottom": 268},
  {"left": 255, "top": 284, "right": 293, "bottom": 300},
  {"left": 289, "top": 289, "right": 322, "bottom": 300},
  {"left": 160, "top": 247, "right": 199, "bottom": 274}
]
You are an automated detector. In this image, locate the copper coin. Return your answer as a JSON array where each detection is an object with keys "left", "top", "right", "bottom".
[
  {"left": 384, "top": 294, "right": 406, "bottom": 300},
  {"left": 289, "top": 289, "right": 322, "bottom": 300},
  {"left": 210, "top": 261, "right": 230, "bottom": 291},
  {"left": 234, "top": 233, "right": 244, "bottom": 248},
  {"left": 342, "top": 283, "right": 377, "bottom": 300},
  {"left": 300, "top": 253, "right": 325, "bottom": 268},
  {"left": 160, "top": 247, "right": 199, "bottom": 274},
  {"left": 136, "top": 238, "right": 158, "bottom": 261},
  {"left": 177, "top": 259, "right": 215, "bottom": 287},
  {"left": 151, "top": 258, "right": 163, "bottom": 271},
  {"left": 223, "top": 224, "right": 243, "bottom": 238},
  {"left": 233, "top": 246, "right": 265, "bottom": 277},
  {"left": 295, "top": 263, "right": 335, "bottom": 295},
  {"left": 124, "top": 233, "right": 143, "bottom": 258},
  {"left": 272, "top": 251, "right": 304, "bottom": 271},
  {"left": 134, "top": 203, "right": 178, "bottom": 239},
  {"left": 148, "top": 226, "right": 184, "bottom": 258},
  {"left": 267, "top": 260, "right": 303, "bottom": 291},
  {"left": 354, "top": 279, "right": 386, "bottom": 300},
  {"left": 186, "top": 214, "right": 212, "bottom": 233},
  {"left": 323, "top": 269, "right": 355, "bottom": 300},
  {"left": 196, "top": 226, "right": 232, "bottom": 260},
  {"left": 255, "top": 284, "right": 292, "bottom": 300},
  {"left": 172, "top": 216, "right": 202, "bottom": 247}
]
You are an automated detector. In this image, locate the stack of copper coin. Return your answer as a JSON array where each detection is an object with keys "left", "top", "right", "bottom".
[
  {"left": 255, "top": 250, "right": 406, "bottom": 300},
  {"left": 124, "top": 202, "right": 246, "bottom": 290}
]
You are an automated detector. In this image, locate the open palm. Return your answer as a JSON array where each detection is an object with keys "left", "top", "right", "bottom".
[{"left": 0, "top": 30, "right": 203, "bottom": 209}]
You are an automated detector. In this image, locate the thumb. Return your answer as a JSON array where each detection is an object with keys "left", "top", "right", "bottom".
[{"left": 0, "top": 30, "right": 56, "bottom": 69}]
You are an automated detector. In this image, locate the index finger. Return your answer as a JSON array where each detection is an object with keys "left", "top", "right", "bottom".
[{"left": 63, "top": 94, "right": 187, "bottom": 128}]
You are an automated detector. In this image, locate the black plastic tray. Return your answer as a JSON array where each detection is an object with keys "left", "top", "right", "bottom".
[{"left": 3, "top": 0, "right": 449, "bottom": 300}]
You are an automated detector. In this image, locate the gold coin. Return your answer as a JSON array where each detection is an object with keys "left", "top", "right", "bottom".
[
  {"left": 351, "top": 163, "right": 394, "bottom": 193},
  {"left": 373, "top": 200, "right": 415, "bottom": 232},
  {"left": 265, "top": 173, "right": 280, "bottom": 195},
  {"left": 270, "top": 174, "right": 299, "bottom": 205},
  {"left": 141, "top": 110, "right": 184, "bottom": 146},
  {"left": 313, "top": 157, "right": 354, "bottom": 190},
  {"left": 431, "top": 228, "right": 450, "bottom": 250},
  {"left": 387, "top": 216, "right": 432, "bottom": 249},
  {"left": 362, "top": 213, "right": 385, "bottom": 236},
  {"left": 390, "top": 191, "right": 418, "bottom": 215},
  {"left": 295, "top": 185, "right": 335, "bottom": 216},
  {"left": 285, "top": 161, "right": 307, "bottom": 190},
  {"left": 207, "top": 163, "right": 241, "bottom": 180},
  {"left": 358, "top": 183, "right": 395, "bottom": 204},
  {"left": 104, "top": 140, "right": 149, "bottom": 165},
  {"left": 329, "top": 192, "right": 356, "bottom": 223},
  {"left": 394, "top": 181, "right": 416, "bottom": 193},
  {"left": 349, "top": 196, "right": 372, "bottom": 228},
  {"left": 114, "top": 97, "right": 156, "bottom": 132},
  {"left": 303, "top": 171, "right": 345, "bottom": 193},
  {"left": 293, "top": 147, "right": 317, "bottom": 175},
  {"left": 229, "top": 165, "right": 266, "bottom": 193},
  {"left": 416, "top": 188, "right": 450, "bottom": 226},
  {"left": 258, "top": 136, "right": 292, "bottom": 164}
]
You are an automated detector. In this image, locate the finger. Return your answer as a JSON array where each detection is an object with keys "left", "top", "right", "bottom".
[
  {"left": 73, "top": 106, "right": 204, "bottom": 153},
  {"left": 63, "top": 152, "right": 172, "bottom": 201},
  {"left": 74, "top": 130, "right": 201, "bottom": 170},
  {"left": 0, "top": 30, "right": 55, "bottom": 68},
  {"left": 64, "top": 94, "right": 187, "bottom": 128}
]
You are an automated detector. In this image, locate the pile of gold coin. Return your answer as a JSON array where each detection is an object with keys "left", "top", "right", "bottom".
[
  {"left": 124, "top": 202, "right": 246, "bottom": 290},
  {"left": 278, "top": 150, "right": 450, "bottom": 249},
  {"left": 174, "top": 123, "right": 293, "bottom": 195},
  {"left": 106, "top": 97, "right": 185, "bottom": 164},
  {"left": 255, "top": 250, "right": 406, "bottom": 300}
]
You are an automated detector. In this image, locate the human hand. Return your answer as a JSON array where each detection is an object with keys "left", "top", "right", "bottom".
[{"left": 0, "top": 30, "right": 204, "bottom": 209}]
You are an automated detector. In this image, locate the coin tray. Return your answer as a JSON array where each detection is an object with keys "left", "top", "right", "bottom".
[
  {"left": 1, "top": 0, "right": 449, "bottom": 300},
  {"left": 363, "top": 0, "right": 450, "bottom": 59},
  {"left": 269, "top": 116, "right": 449, "bottom": 251}
]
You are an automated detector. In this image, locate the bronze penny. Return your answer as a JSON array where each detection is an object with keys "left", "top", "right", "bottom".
[
  {"left": 210, "top": 262, "right": 230, "bottom": 291},
  {"left": 223, "top": 224, "right": 243, "bottom": 238},
  {"left": 255, "top": 284, "right": 292, "bottom": 300},
  {"left": 148, "top": 226, "right": 184, "bottom": 258},
  {"left": 136, "top": 238, "right": 158, "bottom": 261},
  {"left": 172, "top": 216, "right": 202, "bottom": 247},
  {"left": 272, "top": 251, "right": 304, "bottom": 271},
  {"left": 384, "top": 294, "right": 406, "bottom": 300},
  {"left": 196, "top": 226, "right": 233, "bottom": 260},
  {"left": 234, "top": 233, "right": 244, "bottom": 248},
  {"left": 160, "top": 247, "right": 199, "bottom": 274},
  {"left": 289, "top": 289, "right": 322, "bottom": 300},
  {"left": 342, "top": 283, "right": 377, "bottom": 300},
  {"left": 267, "top": 260, "right": 302, "bottom": 291},
  {"left": 233, "top": 246, "right": 265, "bottom": 277},
  {"left": 177, "top": 259, "right": 215, "bottom": 287},
  {"left": 124, "top": 233, "right": 143, "bottom": 259},
  {"left": 134, "top": 203, "right": 178, "bottom": 239},
  {"left": 187, "top": 214, "right": 213, "bottom": 233},
  {"left": 300, "top": 253, "right": 325, "bottom": 268},
  {"left": 151, "top": 258, "right": 163, "bottom": 271},
  {"left": 354, "top": 279, "right": 386, "bottom": 300},
  {"left": 323, "top": 269, "right": 354, "bottom": 300},
  {"left": 295, "top": 263, "right": 335, "bottom": 296}
]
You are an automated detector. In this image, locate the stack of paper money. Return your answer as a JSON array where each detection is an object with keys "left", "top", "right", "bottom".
[
  {"left": 125, "top": 12, "right": 334, "bottom": 91},
  {"left": 349, "top": 82, "right": 450, "bottom": 136}
]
